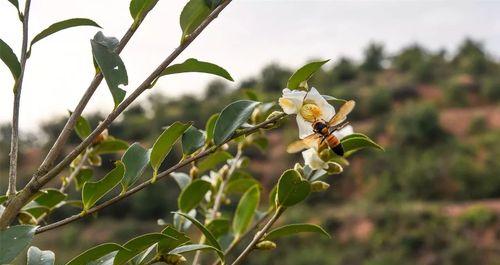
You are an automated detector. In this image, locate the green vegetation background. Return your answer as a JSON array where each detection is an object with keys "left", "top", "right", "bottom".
[{"left": 2, "top": 39, "right": 500, "bottom": 264}]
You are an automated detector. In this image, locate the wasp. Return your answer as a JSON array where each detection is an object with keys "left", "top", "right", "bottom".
[{"left": 287, "top": 100, "right": 355, "bottom": 156}]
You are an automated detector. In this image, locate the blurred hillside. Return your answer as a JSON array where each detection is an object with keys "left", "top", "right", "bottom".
[{"left": 2, "top": 38, "right": 500, "bottom": 264}]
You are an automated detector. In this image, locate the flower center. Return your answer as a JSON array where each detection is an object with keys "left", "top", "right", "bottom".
[{"left": 300, "top": 103, "right": 322, "bottom": 122}]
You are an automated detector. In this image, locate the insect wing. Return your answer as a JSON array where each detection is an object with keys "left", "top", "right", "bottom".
[
  {"left": 328, "top": 100, "right": 355, "bottom": 126},
  {"left": 286, "top": 134, "right": 321, "bottom": 153}
]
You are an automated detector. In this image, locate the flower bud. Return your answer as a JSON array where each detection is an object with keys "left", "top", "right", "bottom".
[
  {"left": 300, "top": 103, "right": 322, "bottom": 122},
  {"left": 311, "top": 181, "right": 330, "bottom": 192},
  {"left": 189, "top": 166, "right": 199, "bottom": 178},
  {"left": 326, "top": 162, "right": 343, "bottom": 174},
  {"left": 293, "top": 163, "right": 305, "bottom": 177},
  {"left": 92, "top": 129, "right": 109, "bottom": 145},
  {"left": 255, "top": 240, "right": 277, "bottom": 250},
  {"left": 164, "top": 254, "right": 187, "bottom": 265}
]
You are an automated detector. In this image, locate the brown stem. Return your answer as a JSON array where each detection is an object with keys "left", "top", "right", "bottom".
[
  {"left": 230, "top": 207, "right": 285, "bottom": 265},
  {"left": 7, "top": 0, "right": 31, "bottom": 197},
  {"left": 0, "top": 0, "right": 234, "bottom": 229},
  {"left": 35, "top": 113, "right": 286, "bottom": 234}
]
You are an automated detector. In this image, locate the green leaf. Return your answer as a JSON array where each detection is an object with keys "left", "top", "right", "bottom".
[
  {"left": 157, "top": 225, "right": 190, "bottom": 254},
  {"left": 7, "top": 0, "right": 19, "bottom": 11},
  {"left": 276, "top": 169, "right": 310, "bottom": 207},
  {"left": 182, "top": 126, "right": 206, "bottom": 155},
  {"left": 66, "top": 243, "right": 125, "bottom": 265},
  {"left": 340, "top": 134, "right": 383, "bottom": 157},
  {"left": 173, "top": 212, "right": 222, "bottom": 252},
  {"left": 0, "top": 38, "right": 21, "bottom": 81},
  {"left": 264, "top": 223, "right": 330, "bottom": 240},
  {"left": 88, "top": 252, "right": 117, "bottom": 265},
  {"left": 205, "top": 0, "right": 222, "bottom": 9},
  {"left": 168, "top": 244, "right": 223, "bottom": 261},
  {"left": 27, "top": 246, "right": 55, "bottom": 265},
  {"left": 225, "top": 178, "right": 259, "bottom": 194},
  {"left": 233, "top": 185, "right": 260, "bottom": 237},
  {"left": 160, "top": 58, "right": 233, "bottom": 81},
  {"left": 206, "top": 219, "right": 230, "bottom": 239},
  {"left": 197, "top": 150, "right": 232, "bottom": 174},
  {"left": 113, "top": 233, "right": 172, "bottom": 265},
  {"left": 74, "top": 115, "right": 92, "bottom": 140},
  {"left": 322, "top": 94, "right": 347, "bottom": 104},
  {"left": 268, "top": 186, "right": 277, "bottom": 210},
  {"left": 129, "top": 0, "right": 158, "bottom": 21},
  {"left": 30, "top": 18, "right": 101, "bottom": 48},
  {"left": 121, "top": 143, "right": 150, "bottom": 192},
  {"left": 92, "top": 138, "right": 129, "bottom": 155},
  {"left": 170, "top": 172, "right": 191, "bottom": 190},
  {"left": 287, "top": 60, "right": 329, "bottom": 90},
  {"left": 91, "top": 32, "right": 128, "bottom": 108},
  {"left": 178, "top": 179, "right": 212, "bottom": 213},
  {"left": 75, "top": 168, "right": 93, "bottom": 190},
  {"left": 179, "top": 0, "right": 211, "bottom": 43},
  {"left": 22, "top": 205, "right": 50, "bottom": 219},
  {"left": 150, "top": 121, "right": 192, "bottom": 177},
  {"left": 0, "top": 195, "right": 7, "bottom": 204},
  {"left": 0, "top": 225, "right": 37, "bottom": 264},
  {"left": 205, "top": 113, "right": 219, "bottom": 143},
  {"left": 214, "top": 100, "right": 260, "bottom": 145},
  {"left": 34, "top": 188, "right": 67, "bottom": 209},
  {"left": 82, "top": 162, "right": 125, "bottom": 210}
]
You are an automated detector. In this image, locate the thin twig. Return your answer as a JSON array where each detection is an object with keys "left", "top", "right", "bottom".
[
  {"left": 230, "top": 207, "right": 285, "bottom": 265},
  {"left": 192, "top": 147, "right": 243, "bottom": 265},
  {"left": 7, "top": 0, "right": 32, "bottom": 197},
  {"left": 59, "top": 149, "right": 90, "bottom": 192},
  {"left": 35, "top": 113, "right": 286, "bottom": 234},
  {"left": 0, "top": 0, "right": 234, "bottom": 229}
]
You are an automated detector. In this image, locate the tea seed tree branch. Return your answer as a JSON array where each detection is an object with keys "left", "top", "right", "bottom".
[
  {"left": 0, "top": 0, "right": 233, "bottom": 229},
  {"left": 230, "top": 206, "right": 285, "bottom": 265},
  {"left": 34, "top": 112, "right": 286, "bottom": 234},
  {"left": 7, "top": 0, "right": 32, "bottom": 197}
]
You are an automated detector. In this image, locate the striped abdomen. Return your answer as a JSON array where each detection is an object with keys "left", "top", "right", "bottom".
[{"left": 325, "top": 133, "right": 344, "bottom": 156}]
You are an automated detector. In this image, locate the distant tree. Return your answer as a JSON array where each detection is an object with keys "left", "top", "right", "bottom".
[
  {"left": 452, "top": 38, "right": 489, "bottom": 76},
  {"left": 361, "top": 42, "right": 385, "bottom": 73},
  {"left": 392, "top": 44, "right": 427, "bottom": 72},
  {"left": 328, "top": 57, "right": 358, "bottom": 85},
  {"left": 205, "top": 80, "right": 229, "bottom": 98},
  {"left": 260, "top": 63, "right": 292, "bottom": 92}
]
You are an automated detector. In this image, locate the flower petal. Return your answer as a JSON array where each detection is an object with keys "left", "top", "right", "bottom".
[
  {"left": 333, "top": 125, "right": 354, "bottom": 140},
  {"left": 278, "top": 88, "right": 306, "bottom": 114},
  {"left": 302, "top": 148, "right": 327, "bottom": 170},
  {"left": 305, "top": 87, "right": 335, "bottom": 121},
  {"left": 296, "top": 114, "right": 314, "bottom": 139}
]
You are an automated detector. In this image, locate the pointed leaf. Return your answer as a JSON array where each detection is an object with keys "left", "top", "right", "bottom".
[
  {"left": 35, "top": 188, "right": 67, "bottom": 209},
  {"left": 179, "top": 0, "right": 210, "bottom": 42},
  {"left": 66, "top": 243, "right": 125, "bottom": 265},
  {"left": 92, "top": 138, "right": 129, "bottom": 155},
  {"left": 91, "top": 32, "right": 128, "bottom": 107},
  {"left": 206, "top": 219, "right": 230, "bottom": 239},
  {"left": 7, "top": 0, "right": 19, "bottom": 11},
  {"left": 233, "top": 185, "right": 260, "bottom": 237},
  {"left": 205, "top": 113, "right": 219, "bottom": 143},
  {"left": 157, "top": 225, "right": 190, "bottom": 254},
  {"left": 341, "top": 134, "right": 383, "bottom": 157},
  {"left": 31, "top": 18, "right": 101, "bottom": 48},
  {"left": 173, "top": 212, "right": 222, "bottom": 252},
  {"left": 27, "top": 246, "right": 55, "bottom": 265},
  {"left": 225, "top": 178, "right": 259, "bottom": 195},
  {"left": 277, "top": 169, "right": 310, "bottom": 207},
  {"left": 0, "top": 38, "right": 21, "bottom": 80},
  {"left": 74, "top": 115, "right": 92, "bottom": 140},
  {"left": 150, "top": 121, "right": 192, "bottom": 176},
  {"left": 82, "top": 162, "right": 125, "bottom": 210},
  {"left": 129, "top": 0, "right": 158, "bottom": 20},
  {"left": 178, "top": 179, "right": 212, "bottom": 213},
  {"left": 182, "top": 126, "right": 206, "bottom": 155},
  {"left": 214, "top": 100, "right": 260, "bottom": 145},
  {"left": 264, "top": 223, "right": 330, "bottom": 240},
  {"left": 121, "top": 143, "right": 150, "bottom": 192},
  {"left": 0, "top": 225, "right": 37, "bottom": 264},
  {"left": 287, "top": 60, "right": 329, "bottom": 90},
  {"left": 113, "top": 233, "right": 172, "bottom": 265},
  {"left": 160, "top": 58, "right": 233, "bottom": 81},
  {"left": 197, "top": 150, "right": 232, "bottom": 174}
]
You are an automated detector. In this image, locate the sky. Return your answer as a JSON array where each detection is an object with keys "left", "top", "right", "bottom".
[{"left": 1, "top": 0, "right": 500, "bottom": 131}]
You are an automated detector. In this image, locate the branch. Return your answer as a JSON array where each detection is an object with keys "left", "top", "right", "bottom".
[
  {"left": 35, "top": 112, "right": 287, "bottom": 234},
  {"left": 230, "top": 207, "right": 285, "bottom": 265},
  {"left": 7, "top": 0, "right": 32, "bottom": 197},
  {"left": 0, "top": 0, "right": 233, "bottom": 229}
]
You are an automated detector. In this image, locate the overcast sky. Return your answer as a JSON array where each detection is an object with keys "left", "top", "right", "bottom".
[{"left": 1, "top": 0, "right": 500, "bottom": 131}]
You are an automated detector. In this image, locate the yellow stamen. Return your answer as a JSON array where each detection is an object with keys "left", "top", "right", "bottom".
[{"left": 300, "top": 103, "right": 322, "bottom": 122}]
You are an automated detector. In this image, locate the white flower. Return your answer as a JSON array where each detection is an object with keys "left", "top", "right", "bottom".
[
  {"left": 302, "top": 148, "right": 328, "bottom": 170},
  {"left": 332, "top": 125, "right": 354, "bottom": 140},
  {"left": 278, "top": 87, "right": 335, "bottom": 139}
]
